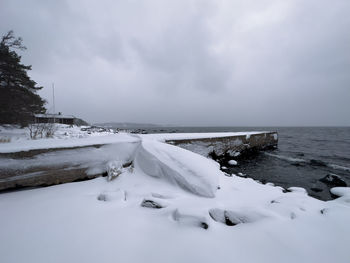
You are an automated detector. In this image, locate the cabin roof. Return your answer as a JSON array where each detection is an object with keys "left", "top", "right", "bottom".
[{"left": 34, "top": 114, "right": 75, "bottom": 119}]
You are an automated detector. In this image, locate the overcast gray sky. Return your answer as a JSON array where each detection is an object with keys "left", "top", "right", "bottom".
[{"left": 1, "top": 0, "right": 349, "bottom": 126}]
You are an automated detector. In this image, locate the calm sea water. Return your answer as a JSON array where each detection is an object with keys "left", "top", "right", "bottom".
[{"left": 129, "top": 126, "right": 350, "bottom": 200}]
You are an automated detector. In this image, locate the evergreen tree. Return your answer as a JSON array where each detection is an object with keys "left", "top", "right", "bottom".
[{"left": 0, "top": 30, "right": 46, "bottom": 125}]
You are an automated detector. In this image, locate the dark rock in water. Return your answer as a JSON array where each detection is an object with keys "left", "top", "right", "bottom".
[
  {"left": 141, "top": 199, "right": 163, "bottom": 209},
  {"left": 291, "top": 162, "right": 304, "bottom": 167},
  {"left": 311, "top": 187, "right": 323, "bottom": 193},
  {"left": 319, "top": 173, "right": 347, "bottom": 187},
  {"left": 310, "top": 159, "right": 327, "bottom": 167}
]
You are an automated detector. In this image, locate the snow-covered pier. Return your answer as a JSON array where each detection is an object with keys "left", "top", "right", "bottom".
[
  {"left": 164, "top": 131, "right": 278, "bottom": 157},
  {"left": 0, "top": 131, "right": 278, "bottom": 191}
]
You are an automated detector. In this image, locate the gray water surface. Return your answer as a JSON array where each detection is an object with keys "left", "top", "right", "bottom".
[{"left": 123, "top": 126, "right": 350, "bottom": 200}]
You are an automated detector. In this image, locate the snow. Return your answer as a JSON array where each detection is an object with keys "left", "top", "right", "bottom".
[
  {"left": 141, "top": 131, "right": 269, "bottom": 142},
  {"left": 0, "top": 131, "right": 138, "bottom": 153},
  {"left": 0, "top": 126, "right": 271, "bottom": 154},
  {"left": 0, "top": 125, "right": 350, "bottom": 263},
  {"left": 330, "top": 187, "right": 350, "bottom": 198},
  {"left": 1, "top": 167, "right": 350, "bottom": 263},
  {"left": 0, "top": 141, "right": 141, "bottom": 181},
  {"left": 135, "top": 140, "right": 220, "bottom": 197},
  {"left": 0, "top": 124, "right": 93, "bottom": 142},
  {"left": 106, "top": 160, "right": 125, "bottom": 181}
]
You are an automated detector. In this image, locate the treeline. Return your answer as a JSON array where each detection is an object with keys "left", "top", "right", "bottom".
[{"left": 0, "top": 30, "right": 46, "bottom": 126}]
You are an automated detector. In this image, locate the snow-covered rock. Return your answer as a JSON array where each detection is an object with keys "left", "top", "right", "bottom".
[
  {"left": 209, "top": 208, "right": 268, "bottom": 226},
  {"left": 228, "top": 159, "right": 238, "bottom": 166},
  {"left": 106, "top": 160, "right": 123, "bottom": 181},
  {"left": 141, "top": 199, "right": 165, "bottom": 209},
  {"left": 172, "top": 209, "right": 209, "bottom": 229}
]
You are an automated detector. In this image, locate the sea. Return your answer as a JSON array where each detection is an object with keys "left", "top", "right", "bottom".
[{"left": 121, "top": 126, "right": 350, "bottom": 201}]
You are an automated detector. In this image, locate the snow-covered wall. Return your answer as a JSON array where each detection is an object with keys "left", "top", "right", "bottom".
[{"left": 165, "top": 132, "right": 278, "bottom": 157}]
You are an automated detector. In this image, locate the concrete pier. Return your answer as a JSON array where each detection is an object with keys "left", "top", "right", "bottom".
[
  {"left": 166, "top": 132, "right": 278, "bottom": 157},
  {"left": 0, "top": 131, "right": 278, "bottom": 191}
]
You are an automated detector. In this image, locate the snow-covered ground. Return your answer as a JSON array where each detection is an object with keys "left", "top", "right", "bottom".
[
  {"left": 0, "top": 124, "right": 270, "bottom": 153},
  {"left": 0, "top": 125, "right": 350, "bottom": 263},
  {"left": 0, "top": 124, "right": 114, "bottom": 141}
]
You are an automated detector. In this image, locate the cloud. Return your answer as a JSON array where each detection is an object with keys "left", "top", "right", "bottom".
[{"left": 0, "top": 0, "right": 349, "bottom": 125}]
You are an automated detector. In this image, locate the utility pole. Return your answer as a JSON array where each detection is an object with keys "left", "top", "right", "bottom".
[{"left": 52, "top": 83, "right": 55, "bottom": 123}]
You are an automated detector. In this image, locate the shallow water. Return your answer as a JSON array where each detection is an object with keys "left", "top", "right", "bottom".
[{"left": 123, "top": 126, "right": 350, "bottom": 201}]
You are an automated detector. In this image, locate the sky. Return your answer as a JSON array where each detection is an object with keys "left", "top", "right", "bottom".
[{"left": 1, "top": 0, "right": 349, "bottom": 126}]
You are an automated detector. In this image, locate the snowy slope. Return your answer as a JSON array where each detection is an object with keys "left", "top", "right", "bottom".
[{"left": 0, "top": 168, "right": 349, "bottom": 263}]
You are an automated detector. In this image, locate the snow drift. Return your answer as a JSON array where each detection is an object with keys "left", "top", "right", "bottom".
[{"left": 135, "top": 140, "right": 220, "bottom": 197}]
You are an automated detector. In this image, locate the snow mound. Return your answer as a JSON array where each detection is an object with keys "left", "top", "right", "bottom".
[
  {"left": 135, "top": 140, "right": 220, "bottom": 198},
  {"left": 97, "top": 189, "right": 126, "bottom": 202},
  {"left": 172, "top": 209, "right": 209, "bottom": 229},
  {"left": 330, "top": 187, "right": 350, "bottom": 197}
]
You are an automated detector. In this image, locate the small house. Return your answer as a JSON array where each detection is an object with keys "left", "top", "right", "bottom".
[{"left": 34, "top": 113, "right": 75, "bottom": 125}]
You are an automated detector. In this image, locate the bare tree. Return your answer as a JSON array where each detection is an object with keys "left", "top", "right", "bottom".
[{"left": 28, "top": 122, "right": 57, "bottom": 139}]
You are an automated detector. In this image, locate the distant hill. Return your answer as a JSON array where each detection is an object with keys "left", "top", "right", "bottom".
[{"left": 94, "top": 122, "right": 163, "bottom": 129}]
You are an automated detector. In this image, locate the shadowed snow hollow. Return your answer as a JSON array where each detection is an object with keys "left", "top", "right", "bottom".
[{"left": 135, "top": 140, "right": 220, "bottom": 197}]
